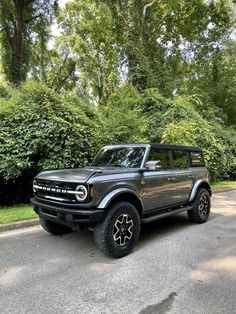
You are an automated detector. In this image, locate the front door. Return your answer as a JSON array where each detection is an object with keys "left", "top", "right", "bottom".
[
  {"left": 142, "top": 170, "right": 178, "bottom": 211},
  {"left": 142, "top": 148, "right": 177, "bottom": 211}
]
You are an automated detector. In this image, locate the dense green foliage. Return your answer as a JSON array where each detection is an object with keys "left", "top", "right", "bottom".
[
  {"left": 1, "top": 82, "right": 235, "bottom": 185},
  {"left": 99, "top": 85, "right": 236, "bottom": 181},
  {"left": 186, "top": 40, "right": 236, "bottom": 126},
  {"left": 0, "top": 81, "right": 100, "bottom": 181},
  {"left": 0, "top": 80, "right": 235, "bottom": 205},
  {"left": 59, "top": 1, "right": 235, "bottom": 104},
  {"left": 0, "top": 1, "right": 236, "bottom": 204}
]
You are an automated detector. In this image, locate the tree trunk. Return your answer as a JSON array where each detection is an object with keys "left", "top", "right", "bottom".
[{"left": 11, "top": 0, "right": 25, "bottom": 84}]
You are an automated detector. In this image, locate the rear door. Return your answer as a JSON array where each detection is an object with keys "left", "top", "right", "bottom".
[{"left": 170, "top": 149, "right": 193, "bottom": 203}]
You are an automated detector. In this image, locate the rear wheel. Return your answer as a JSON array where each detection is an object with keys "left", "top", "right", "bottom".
[
  {"left": 188, "top": 188, "right": 211, "bottom": 223},
  {"left": 39, "top": 217, "right": 72, "bottom": 235},
  {"left": 94, "top": 201, "right": 140, "bottom": 258}
]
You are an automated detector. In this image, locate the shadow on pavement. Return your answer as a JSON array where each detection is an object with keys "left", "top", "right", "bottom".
[{"left": 138, "top": 213, "right": 192, "bottom": 246}]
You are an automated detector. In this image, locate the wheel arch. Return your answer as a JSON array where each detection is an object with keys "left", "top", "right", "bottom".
[
  {"left": 97, "top": 188, "right": 143, "bottom": 215},
  {"left": 189, "top": 180, "right": 212, "bottom": 202}
]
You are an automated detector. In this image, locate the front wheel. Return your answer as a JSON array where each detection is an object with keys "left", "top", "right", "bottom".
[
  {"left": 94, "top": 202, "right": 140, "bottom": 258},
  {"left": 188, "top": 188, "right": 211, "bottom": 223}
]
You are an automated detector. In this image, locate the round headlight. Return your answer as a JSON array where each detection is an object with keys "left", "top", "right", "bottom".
[
  {"left": 75, "top": 185, "right": 88, "bottom": 201},
  {"left": 33, "top": 180, "right": 37, "bottom": 193}
]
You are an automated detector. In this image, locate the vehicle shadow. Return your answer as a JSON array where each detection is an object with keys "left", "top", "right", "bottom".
[
  {"left": 70, "top": 212, "right": 195, "bottom": 252},
  {"left": 138, "top": 213, "right": 192, "bottom": 248},
  {"left": 66, "top": 212, "right": 199, "bottom": 255},
  {"left": 42, "top": 211, "right": 218, "bottom": 256}
]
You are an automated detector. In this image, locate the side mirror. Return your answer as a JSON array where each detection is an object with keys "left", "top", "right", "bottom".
[{"left": 145, "top": 160, "right": 161, "bottom": 171}]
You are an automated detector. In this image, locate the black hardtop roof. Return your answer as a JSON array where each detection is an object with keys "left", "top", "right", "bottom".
[
  {"left": 105, "top": 143, "right": 202, "bottom": 152},
  {"left": 149, "top": 143, "right": 202, "bottom": 152}
]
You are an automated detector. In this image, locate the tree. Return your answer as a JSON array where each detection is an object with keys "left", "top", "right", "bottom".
[
  {"left": 60, "top": 0, "right": 235, "bottom": 99},
  {"left": 180, "top": 40, "right": 236, "bottom": 126},
  {"left": 30, "top": 40, "right": 77, "bottom": 92},
  {"left": 59, "top": 1, "right": 120, "bottom": 101},
  {"left": 103, "top": 0, "right": 234, "bottom": 93},
  {"left": 0, "top": 0, "right": 57, "bottom": 84},
  {"left": 214, "top": 41, "right": 236, "bottom": 126}
]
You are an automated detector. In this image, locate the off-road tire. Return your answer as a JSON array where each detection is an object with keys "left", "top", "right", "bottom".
[
  {"left": 188, "top": 188, "right": 211, "bottom": 223},
  {"left": 39, "top": 217, "right": 72, "bottom": 235},
  {"left": 94, "top": 201, "right": 140, "bottom": 258}
]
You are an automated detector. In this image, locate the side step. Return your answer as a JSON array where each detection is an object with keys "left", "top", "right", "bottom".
[{"left": 141, "top": 205, "right": 193, "bottom": 224}]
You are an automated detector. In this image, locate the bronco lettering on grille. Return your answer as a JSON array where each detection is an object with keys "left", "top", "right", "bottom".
[{"left": 34, "top": 185, "right": 67, "bottom": 194}]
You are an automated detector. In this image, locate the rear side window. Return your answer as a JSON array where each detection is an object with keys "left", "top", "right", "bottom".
[
  {"left": 172, "top": 150, "right": 188, "bottom": 169},
  {"left": 190, "top": 151, "right": 205, "bottom": 167},
  {"left": 148, "top": 148, "right": 171, "bottom": 170}
]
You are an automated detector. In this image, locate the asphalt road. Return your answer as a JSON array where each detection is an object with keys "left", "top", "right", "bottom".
[{"left": 0, "top": 191, "right": 236, "bottom": 314}]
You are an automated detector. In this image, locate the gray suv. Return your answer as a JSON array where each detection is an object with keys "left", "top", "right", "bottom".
[{"left": 31, "top": 143, "right": 211, "bottom": 257}]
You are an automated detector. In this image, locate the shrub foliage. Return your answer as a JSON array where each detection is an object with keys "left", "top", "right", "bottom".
[
  {"left": 99, "top": 86, "right": 236, "bottom": 181},
  {"left": 0, "top": 82, "right": 235, "bottom": 204},
  {"left": 0, "top": 82, "right": 101, "bottom": 204},
  {"left": 0, "top": 81, "right": 100, "bottom": 180}
]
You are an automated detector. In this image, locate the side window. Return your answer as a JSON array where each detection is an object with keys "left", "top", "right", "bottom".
[
  {"left": 148, "top": 148, "right": 170, "bottom": 170},
  {"left": 172, "top": 150, "right": 188, "bottom": 169},
  {"left": 190, "top": 151, "right": 205, "bottom": 167}
]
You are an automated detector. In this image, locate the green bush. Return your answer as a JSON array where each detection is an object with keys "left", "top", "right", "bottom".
[
  {"left": 160, "top": 120, "right": 226, "bottom": 180},
  {"left": 98, "top": 85, "right": 148, "bottom": 144},
  {"left": 99, "top": 85, "right": 236, "bottom": 181},
  {"left": 139, "top": 92, "right": 236, "bottom": 181},
  {"left": 0, "top": 81, "right": 235, "bottom": 204},
  {"left": 0, "top": 81, "right": 101, "bottom": 181}
]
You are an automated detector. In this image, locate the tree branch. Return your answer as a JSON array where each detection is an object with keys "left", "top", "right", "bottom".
[{"left": 143, "top": 0, "right": 156, "bottom": 17}]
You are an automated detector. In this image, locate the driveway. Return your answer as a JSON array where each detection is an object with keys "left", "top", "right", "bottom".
[{"left": 0, "top": 191, "right": 236, "bottom": 314}]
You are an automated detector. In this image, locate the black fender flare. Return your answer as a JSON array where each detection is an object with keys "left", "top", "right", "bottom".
[
  {"left": 189, "top": 179, "right": 212, "bottom": 202},
  {"left": 97, "top": 188, "right": 143, "bottom": 210}
]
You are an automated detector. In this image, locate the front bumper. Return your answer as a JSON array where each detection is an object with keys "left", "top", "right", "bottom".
[{"left": 31, "top": 197, "right": 105, "bottom": 228}]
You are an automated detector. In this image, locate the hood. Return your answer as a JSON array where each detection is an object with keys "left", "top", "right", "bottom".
[
  {"left": 36, "top": 168, "right": 102, "bottom": 184},
  {"left": 36, "top": 166, "right": 139, "bottom": 184}
]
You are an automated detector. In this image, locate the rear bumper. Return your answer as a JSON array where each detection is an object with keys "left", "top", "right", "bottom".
[{"left": 31, "top": 197, "right": 105, "bottom": 228}]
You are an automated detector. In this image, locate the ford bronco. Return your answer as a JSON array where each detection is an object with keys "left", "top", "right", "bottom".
[{"left": 31, "top": 143, "right": 211, "bottom": 257}]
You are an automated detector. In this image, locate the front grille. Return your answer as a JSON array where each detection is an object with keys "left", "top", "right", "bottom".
[{"left": 34, "top": 179, "right": 78, "bottom": 203}]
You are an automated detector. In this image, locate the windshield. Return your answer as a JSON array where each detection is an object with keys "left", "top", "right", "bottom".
[{"left": 91, "top": 146, "right": 146, "bottom": 168}]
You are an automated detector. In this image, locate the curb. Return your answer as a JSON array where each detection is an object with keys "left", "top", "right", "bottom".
[
  {"left": 212, "top": 187, "right": 236, "bottom": 194},
  {"left": 0, "top": 218, "right": 39, "bottom": 233}
]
